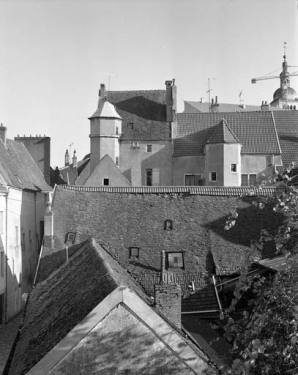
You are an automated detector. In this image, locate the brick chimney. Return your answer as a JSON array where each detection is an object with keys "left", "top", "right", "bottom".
[
  {"left": 72, "top": 150, "right": 77, "bottom": 167},
  {"left": 0, "top": 124, "right": 7, "bottom": 146},
  {"left": 261, "top": 101, "right": 270, "bottom": 111},
  {"left": 211, "top": 96, "right": 219, "bottom": 112},
  {"left": 65, "top": 149, "right": 69, "bottom": 166},
  {"left": 154, "top": 250, "right": 182, "bottom": 329},
  {"left": 100, "top": 83, "right": 106, "bottom": 99}
]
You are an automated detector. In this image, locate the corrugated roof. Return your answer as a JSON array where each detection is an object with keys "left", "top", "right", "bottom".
[
  {"left": 175, "top": 111, "right": 281, "bottom": 156},
  {"left": 103, "top": 89, "right": 171, "bottom": 141},
  {"left": 0, "top": 139, "right": 51, "bottom": 191}
]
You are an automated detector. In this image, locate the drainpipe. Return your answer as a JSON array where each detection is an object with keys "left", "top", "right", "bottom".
[{"left": 4, "top": 187, "right": 9, "bottom": 323}]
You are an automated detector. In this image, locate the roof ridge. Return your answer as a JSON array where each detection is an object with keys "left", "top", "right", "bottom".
[{"left": 58, "top": 184, "right": 284, "bottom": 196}]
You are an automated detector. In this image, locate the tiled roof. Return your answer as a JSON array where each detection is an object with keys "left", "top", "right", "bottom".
[
  {"left": 59, "top": 164, "right": 78, "bottom": 185},
  {"left": 48, "top": 185, "right": 283, "bottom": 302},
  {"left": 0, "top": 139, "right": 51, "bottom": 191},
  {"left": 6, "top": 239, "right": 151, "bottom": 375},
  {"left": 58, "top": 184, "right": 284, "bottom": 196},
  {"left": 175, "top": 111, "right": 281, "bottom": 157},
  {"left": 207, "top": 119, "right": 241, "bottom": 144},
  {"left": 103, "top": 89, "right": 171, "bottom": 140},
  {"left": 272, "top": 111, "right": 298, "bottom": 166}
]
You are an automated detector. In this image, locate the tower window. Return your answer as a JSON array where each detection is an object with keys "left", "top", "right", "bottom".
[
  {"left": 231, "top": 164, "right": 237, "bottom": 172},
  {"left": 147, "top": 145, "right": 152, "bottom": 152},
  {"left": 103, "top": 178, "right": 110, "bottom": 186},
  {"left": 116, "top": 127, "right": 119, "bottom": 135}
]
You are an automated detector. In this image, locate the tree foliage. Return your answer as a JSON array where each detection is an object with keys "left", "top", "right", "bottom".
[{"left": 221, "top": 168, "right": 298, "bottom": 374}]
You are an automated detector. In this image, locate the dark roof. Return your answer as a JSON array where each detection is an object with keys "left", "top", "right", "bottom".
[
  {"left": 207, "top": 119, "right": 241, "bottom": 144},
  {"left": 45, "top": 185, "right": 283, "bottom": 308},
  {"left": 6, "top": 239, "right": 151, "bottom": 375},
  {"left": 175, "top": 111, "right": 281, "bottom": 157},
  {"left": 104, "top": 90, "right": 171, "bottom": 140},
  {"left": 272, "top": 111, "right": 298, "bottom": 166},
  {"left": 0, "top": 138, "right": 51, "bottom": 191}
]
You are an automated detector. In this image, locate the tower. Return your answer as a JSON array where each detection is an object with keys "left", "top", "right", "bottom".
[{"left": 88, "top": 84, "right": 122, "bottom": 174}]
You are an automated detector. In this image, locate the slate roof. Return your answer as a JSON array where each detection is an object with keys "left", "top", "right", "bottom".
[
  {"left": 175, "top": 111, "right": 281, "bottom": 157},
  {"left": 6, "top": 239, "right": 152, "bottom": 375},
  {"left": 0, "top": 138, "right": 51, "bottom": 191},
  {"left": 272, "top": 111, "right": 298, "bottom": 166},
  {"left": 103, "top": 89, "right": 172, "bottom": 140},
  {"left": 183, "top": 101, "right": 282, "bottom": 113},
  {"left": 43, "top": 185, "right": 284, "bottom": 315}
]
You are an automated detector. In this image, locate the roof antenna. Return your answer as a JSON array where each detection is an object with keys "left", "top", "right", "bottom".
[
  {"left": 283, "top": 41, "right": 287, "bottom": 61},
  {"left": 99, "top": 71, "right": 117, "bottom": 93}
]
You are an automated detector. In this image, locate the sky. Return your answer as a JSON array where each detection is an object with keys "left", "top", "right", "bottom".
[{"left": 0, "top": 0, "right": 297, "bottom": 167}]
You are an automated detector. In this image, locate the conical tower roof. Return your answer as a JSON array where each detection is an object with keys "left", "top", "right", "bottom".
[{"left": 89, "top": 98, "right": 122, "bottom": 120}]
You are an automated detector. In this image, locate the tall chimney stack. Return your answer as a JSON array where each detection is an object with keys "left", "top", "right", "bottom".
[
  {"left": 0, "top": 124, "right": 7, "bottom": 146},
  {"left": 100, "top": 84, "right": 106, "bottom": 100}
]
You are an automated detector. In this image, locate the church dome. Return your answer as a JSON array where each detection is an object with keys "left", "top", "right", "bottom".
[{"left": 273, "top": 86, "right": 298, "bottom": 101}]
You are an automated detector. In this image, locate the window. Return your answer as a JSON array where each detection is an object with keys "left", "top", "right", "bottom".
[
  {"left": 231, "top": 164, "right": 237, "bottom": 172},
  {"left": 127, "top": 123, "right": 134, "bottom": 129},
  {"left": 210, "top": 172, "right": 217, "bottom": 182},
  {"left": 116, "top": 127, "right": 119, "bottom": 135},
  {"left": 103, "top": 178, "right": 109, "bottom": 186},
  {"left": 65, "top": 232, "right": 76, "bottom": 244},
  {"left": 131, "top": 141, "right": 140, "bottom": 149},
  {"left": 185, "top": 174, "right": 203, "bottom": 186},
  {"left": 166, "top": 252, "right": 184, "bottom": 270},
  {"left": 129, "top": 247, "right": 139, "bottom": 259},
  {"left": 147, "top": 145, "right": 152, "bottom": 152},
  {"left": 164, "top": 220, "right": 173, "bottom": 230},
  {"left": 146, "top": 169, "right": 152, "bottom": 186},
  {"left": 241, "top": 174, "right": 257, "bottom": 186},
  {"left": 0, "top": 251, "right": 3, "bottom": 276},
  {"left": 116, "top": 157, "right": 119, "bottom": 166}
]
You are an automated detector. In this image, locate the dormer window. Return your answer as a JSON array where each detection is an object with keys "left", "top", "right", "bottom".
[
  {"left": 166, "top": 252, "right": 184, "bottom": 270},
  {"left": 103, "top": 178, "right": 109, "bottom": 186},
  {"left": 65, "top": 232, "right": 76, "bottom": 244},
  {"left": 129, "top": 247, "right": 140, "bottom": 259},
  {"left": 164, "top": 220, "right": 173, "bottom": 230},
  {"left": 147, "top": 145, "right": 152, "bottom": 152}
]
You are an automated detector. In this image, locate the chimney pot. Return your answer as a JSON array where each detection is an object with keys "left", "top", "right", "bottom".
[{"left": 100, "top": 84, "right": 106, "bottom": 99}]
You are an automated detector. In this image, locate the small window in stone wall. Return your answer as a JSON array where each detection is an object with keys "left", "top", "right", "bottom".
[
  {"left": 129, "top": 247, "right": 140, "bottom": 259},
  {"left": 65, "top": 232, "right": 76, "bottom": 244},
  {"left": 127, "top": 122, "right": 134, "bottom": 129},
  {"left": 166, "top": 252, "right": 184, "bottom": 270},
  {"left": 164, "top": 220, "right": 173, "bottom": 230}
]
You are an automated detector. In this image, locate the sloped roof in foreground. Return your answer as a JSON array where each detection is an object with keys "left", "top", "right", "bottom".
[{"left": 6, "top": 239, "right": 214, "bottom": 375}]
